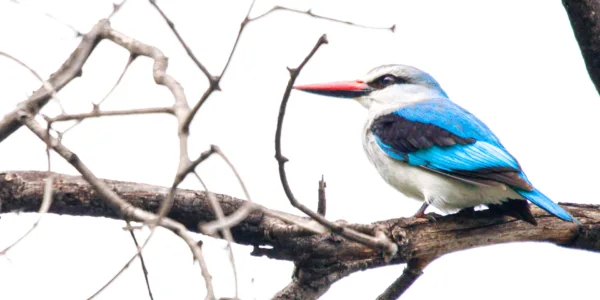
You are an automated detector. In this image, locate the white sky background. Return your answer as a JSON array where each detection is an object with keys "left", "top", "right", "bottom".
[{"left": 0, "top": 0, "right": 599, "bottom": 299}]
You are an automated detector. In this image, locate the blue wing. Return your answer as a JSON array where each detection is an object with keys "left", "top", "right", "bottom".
[{"left": 371, "top": 98, "right": 575, "bottom": 222}]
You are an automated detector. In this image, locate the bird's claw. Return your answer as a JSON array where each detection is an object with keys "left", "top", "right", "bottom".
[
  {"left": 424, "top": 212, "right": 441, "bottom": 222},
  {"left": 412, "top": 211, "right": 441, "bottom": 223}
]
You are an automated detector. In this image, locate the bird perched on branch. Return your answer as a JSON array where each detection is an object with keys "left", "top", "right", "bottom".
[{"left": 294, "top": 64, "right": 578, "bottom": 225}]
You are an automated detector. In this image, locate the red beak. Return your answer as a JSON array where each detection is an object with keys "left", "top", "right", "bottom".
[{"left": 293, "top": 80, "right": 371, "bottom": 98}]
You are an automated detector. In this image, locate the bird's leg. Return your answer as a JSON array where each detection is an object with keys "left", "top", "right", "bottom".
[
  {"left": 412, "top": 203, "right": 438, "bottom": 222},
  {"left": 412, "top": 203, "right": 429, "bottom": 218}
]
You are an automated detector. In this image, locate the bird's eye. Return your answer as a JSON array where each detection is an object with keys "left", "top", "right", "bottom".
[
  {"left": 371, "top": 75, "right": 396, "bottom": 89},
  {"left": 381, "top": 76, "right": 395, "bottom": 85}
]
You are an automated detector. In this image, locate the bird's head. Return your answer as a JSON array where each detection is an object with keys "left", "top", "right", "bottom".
[{"left": 294, "top": 64, "right": 447, "bottom": 110}]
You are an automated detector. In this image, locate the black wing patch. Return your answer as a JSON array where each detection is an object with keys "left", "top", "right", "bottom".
[
  {"left": 370, "top": 113, "right": 533, "bottom": 191},
  {"left": 371, "top": 113, "right": 476, "bottom": 153}
]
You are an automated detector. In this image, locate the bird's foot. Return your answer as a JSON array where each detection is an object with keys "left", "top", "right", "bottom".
[
  {"left": 413, "top": 211, "right": 441, "bottom": 223},
  {"left": 455, "top": 207, "right": 476, "bottom": 218},
  {"left": 411, "top": 203, "right": 441, "bottom": 222}
]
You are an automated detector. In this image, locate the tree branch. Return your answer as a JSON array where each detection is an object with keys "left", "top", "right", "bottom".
[
  {"left": 375, "top": 259, "right": 429, "bottom": 300},
  {"left": 563, "top": 0, "right": 600, "bottom": 94},
  {"left": 0, "top": 19, "right": 108, "bottom": 143},
  {"left": 249, "top": 6, "right": 395, "bottom": 32},
  {"left": 1, "top": 171, "right": 598, "bottom": 299}
]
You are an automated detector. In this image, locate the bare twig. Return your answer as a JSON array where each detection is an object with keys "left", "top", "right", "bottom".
[
  {"left": 200, "top": 203, "right": 258, "bottom": 235},
  {"left": 9, "top": 0, "right": 83, "bottom": 36},
  {"left": 108, "top": 0, "right": 128, "bottom": 20},
  {"left": 192, "top": 172, "right": 238, "bottom": 299},
  {"left": 274, "top": 34, "right": 397, "bottom": 255},
  {"left": 376, "top": 259, "right": 430, "bottom": 300},
  {"left": 95, "top": 53, "right": 137, "bottom": 106},
  {"left": 46, "top": 107, "right": 173, "bottom": 122},
  {"left": 55, "top": 53, "right": 139, "bottom": 135},
  {"left": 148, "top": 0, "right": 212, "bottom": 79},
  {"left": 0, "top": 174, "right": 53, "bottom": 255},
  {"left": 249, "top": 6, "right": 396, "bottom": 32},
  {"left": 193, "top": 146, "right": 257, "bottom": 299},
  {"left": 87, "top": 247, "right": 142, "bottom": 299},
  {"left": 0, "top": 53, "right": 57, "bottom": 255},
  {"left": 180, "top": 0, "right": 257, "bottom": 131},
  {"left": 317, "top": 175, "right": 326, "bottom": 216},
  {"left": 213, "top": 146, "right": 252, "bottom": 202},
  {"left": 180, "top": 145, "right": 218, "bottom": 177},
  {"left": 198, "top": 146, "right": 262, "bottom": 235},
  {"left": 0, "top": 51, "right": 65, "bottom": 114},
  {"left": 126, "top": 221, "right": 154, "bottom": 300}
]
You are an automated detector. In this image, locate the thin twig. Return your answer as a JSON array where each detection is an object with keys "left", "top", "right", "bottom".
[
  {"left": 148, "top": 0, "right": 212, "bottom": 79},
  {"left": 179, "top": 145, "right": 218, "bottom": 177},
  {"left": 200, "top": 203, "right": 258, "bottom": 235},
  {"left": 0, "top": 175, "right": 53, "bottom": 255},
  {"left": 376, "top": 259, "right": 430, "bottom": 300},
  {"left": 180, "top": 0, "right": 257, "bottom": 131},
  {"left": 199, "top": 146, "right": 260, "bottom": 234},
  {"left": 126, "top": 221, "right": 154, "bottom": 300},
  {"left": 87, "top": 249, "right": 140, "bottom": 299},
  {"left": 0, "top": 54, "right": 58, "bottom": 255},
  {"left": 192, "top": 172, "right": 238, "bottom": 300},
  {"left": 95, "top": 53, "right": 137, "bottom": 106},
  {"left": 0, "top": 51, "right": 66, "bottom": 114},
  {"left": 249, "top": 6, "right": 396, "bottom": 32},
  {"left": 213, "top": 146, "right": 252, "bottom": 202},
  {"left": 318, "top": 175, "right": 326, "bottom": 216},
  {"left": 108, "top": 0, "right": 128, "bottom": 20},
  {"left": 218, "top": 0, "right": 257, "bottom": 82},
  {"left": 9, "top": 0, "right": 83, "bottom": 36},
  {"left": 274, "top": 34, "right": 397, "bottom": 255},
  {"left": 46, "top": 107, "right": 174, "bottom": 122},
  {"left": 193, "top": 146, "right": 256, "bottom": 299},
  {"left": 57, "top": 53, "right": 138, "bottom": 135}
]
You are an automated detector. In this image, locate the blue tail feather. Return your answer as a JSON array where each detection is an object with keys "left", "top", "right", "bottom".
[{"left": 516, "top": 188, "right": 579, "bottom": 224}]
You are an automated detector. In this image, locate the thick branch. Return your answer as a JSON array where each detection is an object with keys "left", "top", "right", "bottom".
[
  {"left": 563, "top": 0, "right": 600, "bottom": 94},
  {"left": 1, "top": 171, "right": 599, "bottom": 299}
]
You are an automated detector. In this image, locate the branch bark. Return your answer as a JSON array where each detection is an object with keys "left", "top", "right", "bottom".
[
  {"left": 1, "top": 171, "right": 599, "bottom": 299},
  {"left": 563, "top": 0, "right": 600, "bottom": 94}
]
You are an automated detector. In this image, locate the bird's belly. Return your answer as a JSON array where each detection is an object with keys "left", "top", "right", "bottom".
[{"left": 362, "top": 134, "right": 522, "bottom": 212}]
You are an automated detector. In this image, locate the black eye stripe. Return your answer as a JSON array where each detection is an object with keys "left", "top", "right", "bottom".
[{"left": 369, "top": 74, "right": 404, "bottom": 89}]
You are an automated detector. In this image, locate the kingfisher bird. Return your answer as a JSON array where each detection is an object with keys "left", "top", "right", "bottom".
[{"left": 294, "top": 64, "right": 578, "bottom": 225}]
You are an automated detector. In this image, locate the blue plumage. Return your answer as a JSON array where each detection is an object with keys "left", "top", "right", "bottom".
[
  {"left": 405, "top": 141, "right": 519, "bottom": 171},
  {"left": 394, "top": 98, "right": 501, "bottom": 145},
  {"left": 373, "top": 99, "right": 576, "bottom": 223},
  {"left": 516, "top": 189, "right": 575, "bottom": 222}
]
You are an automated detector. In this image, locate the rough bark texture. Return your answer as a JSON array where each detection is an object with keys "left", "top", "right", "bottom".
[
  {"left": 563, "top": 0, "right": 600, "bottom": 93},
  {"left": 1, "top": 171, "right": 599, "bottom": 299}
]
